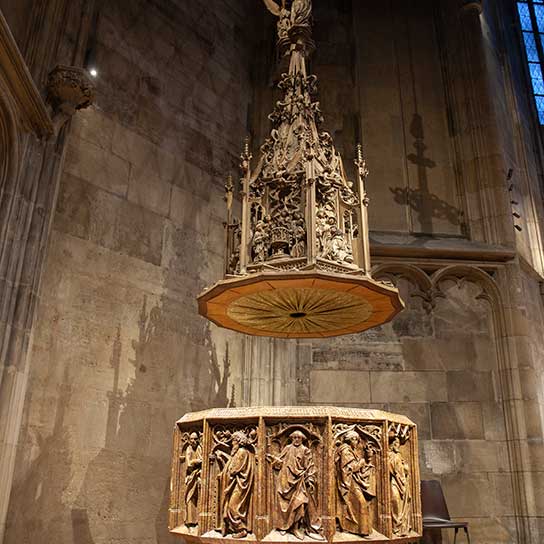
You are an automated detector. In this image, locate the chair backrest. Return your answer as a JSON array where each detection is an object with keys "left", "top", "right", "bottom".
[{"left": 421, "top": 480, "right": 451, "bottom": 522}]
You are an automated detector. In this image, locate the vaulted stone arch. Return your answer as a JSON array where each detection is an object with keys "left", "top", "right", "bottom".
[{"left": 422, "top": 264, "right": 534, "bottom": 543}]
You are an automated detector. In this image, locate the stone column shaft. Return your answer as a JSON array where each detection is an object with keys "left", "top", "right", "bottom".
[{"left": 0, "top": 1, "right": 95, "bottom": 540}]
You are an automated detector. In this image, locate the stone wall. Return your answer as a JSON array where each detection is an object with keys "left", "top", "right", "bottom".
[
  {"left": 2, "top": 1, "right": 544, "bottom": 544},
  {"left": 356, "top": 0, "right": 464, "bottom": 237},
  {"left": 4, "top": 1, "right": 254, "bottom": 543},
  {"left": 296, "top": 276, "right": 515, "bottom": 543}
]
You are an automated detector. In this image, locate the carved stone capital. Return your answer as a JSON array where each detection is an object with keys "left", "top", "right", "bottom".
[{"left": 46, "top": 65, "right": 95, "bottom": 125}]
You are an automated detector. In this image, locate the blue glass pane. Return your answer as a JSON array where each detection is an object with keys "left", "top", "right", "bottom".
[
  {"left": 524, "top": 32, "right": 539, "bottom": 61},
  {"left": 529, "top": 61, "right": 543, "bottom": 79},
  {"left": 530, "top": 62, "right": 544, "bottom": 92},
  {"left": 519, "top": 2, "right": 533, "bottom": 30},
  {"left": 535, "top": 4, "right": 544, "bottom": 32},
  {"left": 535, "top": 96, "right": 544, "bottom": 123}
]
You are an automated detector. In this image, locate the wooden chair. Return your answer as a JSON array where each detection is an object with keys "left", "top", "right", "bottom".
[{"left": 421, "top": 480, "right": 471, "bottom": 544}]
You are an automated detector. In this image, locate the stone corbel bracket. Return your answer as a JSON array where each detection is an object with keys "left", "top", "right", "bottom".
[{"left": 46, "top": 65, "right": 95, "bottom": 131}]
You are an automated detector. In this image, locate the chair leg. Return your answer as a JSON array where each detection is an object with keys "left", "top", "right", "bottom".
[
  {"left": 454, "top": 527, "right": 458, "bottom": 544},
  {"left": 464, "top": 527, "right": 470, "bottom": 544}
]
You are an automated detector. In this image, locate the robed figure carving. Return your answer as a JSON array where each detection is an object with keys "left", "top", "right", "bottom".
[
  {"left": 388, "top": 436, "right": 412, "bottom": 536},
  {"left": 267, "top": 430, "right": 322, "bottom": 540},
  {"left": 262, "top": 0, "right": 313, "bottom": 52},
  {"left": 181, "top": 432, "right": 202, "bottom": 526},
  {"left": 213, "top": 430, "right": 255, "bottom": 538},
  {"left": 335, "top": 430, "right": 377, "bottom": 536}
]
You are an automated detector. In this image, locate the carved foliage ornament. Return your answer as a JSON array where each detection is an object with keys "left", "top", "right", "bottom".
[
  {"left": 169, "top": 407, "right": 422, "bottom": 543},
  {"left": 46, "top": 65, "right": 95, "bottom": 123}
]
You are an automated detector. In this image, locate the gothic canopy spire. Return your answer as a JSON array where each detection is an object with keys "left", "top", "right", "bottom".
[{"left": 197, "top": 0, "right": 403, "bottom": 339}]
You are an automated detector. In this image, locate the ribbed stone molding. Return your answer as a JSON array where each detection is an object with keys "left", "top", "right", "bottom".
[
  {"left": 169, "top": 407, "right": 422, "bottom": 544},
  {"left": 0, "top": 4, "right": 95, "bottom": 541}
]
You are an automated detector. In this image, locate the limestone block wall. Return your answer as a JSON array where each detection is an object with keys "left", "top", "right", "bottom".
[
  {"left": 481, "top": 0, "right": 544, "bottom": 275},
  {"left": 4, "top": 1, "right": 255, "bottom": 543},
  {"left": 356, "top": 0, "right": 465, "bottom": 238},
  {"left": 295, "top": 276, "right": 515, "bottom": 543},
  {"left": 2, "top": 1, "right": 544, "bottom": 544}
]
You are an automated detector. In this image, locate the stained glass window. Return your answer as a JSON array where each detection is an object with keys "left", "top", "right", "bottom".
[{"left": 518, "top": 1, "right": 544, "bottom": 123}]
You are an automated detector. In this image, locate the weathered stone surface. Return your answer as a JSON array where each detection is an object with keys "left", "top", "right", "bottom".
[
  {"left": 310, "top": 370, "right": 371, "bottom": 404},
  {"left": 430, "top": 402, "right": 485, "bottom": 440},
  {"left": 446, "top": 371, "right": 496, "bottom": 402},
  {"left": 371, "top": 372, "right": 447, "bottom": 403},
  {"left": 56, "top": 173, "right": 165, "bottom": 265},
  {"left": 420, "top": 441, "right": 456, "bottom": 477},
  {"left": 390, "top": 403, "right": 431, "bottom": 440},
  {"left": 65, "top": 136, "right": 130, "bottom": 197},
  {"left": 3, "top": 1, "right": 544, "bottom": 544}
]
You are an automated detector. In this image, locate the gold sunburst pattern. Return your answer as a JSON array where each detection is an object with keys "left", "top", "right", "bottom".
[
  {"left": 227, "top": 287, "right": 372, "bottom": 334},
  {"left": 198, "top": 271, "right": 404, "bottom": 338}
]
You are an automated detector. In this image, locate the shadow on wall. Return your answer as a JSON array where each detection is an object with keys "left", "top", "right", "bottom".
[
  {"left": 5, "top": 366, "right": 76, "bottom": 543},
  {"left": 390, "top": 113, "right": 463, "bottom": 233},
  {"left": 6, "top": 240, "right": 234, "bottom": 544},
  {"left": 69, "top": 287, "right": 233, "bottom": 544}
]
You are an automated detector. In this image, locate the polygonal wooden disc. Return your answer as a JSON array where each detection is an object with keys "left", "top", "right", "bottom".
[{"left": 197, "top": 271, "right": 404, "bottom": 338}]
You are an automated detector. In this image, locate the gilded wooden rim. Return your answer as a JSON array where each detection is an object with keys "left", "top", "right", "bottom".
[{"left": 198, "top": 272, "right": 404, "bottom": 338}]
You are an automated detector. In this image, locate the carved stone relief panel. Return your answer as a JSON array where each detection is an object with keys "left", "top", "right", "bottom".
[
  {"left": 170, "top": 407, "right": 422, "bottom": 544},
  {"left": 209, "top": 424, "right": 258, "bottom": 539},
  {"left": 265, "top": 421, "right": 326, "bottom": 541},
  {"left": 170, "top": 426, "right": 204, "bottom": 533},
  {"left": 386, "top": 423, "right": 419, "bottom": 539},
  {"left": 332, "top": 422, "right": 384, "bottom": 539}
]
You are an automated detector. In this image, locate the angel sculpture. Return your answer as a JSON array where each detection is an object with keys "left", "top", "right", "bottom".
[{"left": 262, "top": 0, "right": 313, "bottom": 51}]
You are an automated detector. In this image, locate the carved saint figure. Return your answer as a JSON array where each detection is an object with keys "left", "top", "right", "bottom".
[
  {"left": 182, "top": 432, "right": 202, "bottom": 526},
  {"left": 252, "top": 219, "right": 269, "bottom": 263},
  {"left": 328, "top": 228, "right": 354, "bottom": 264},
  {"left": 388, "top": 437, "right": 412, "bottom": 536},
  {"left": 268, "top": 430, "right": 322, "bottom": 540},
  {"left": 290, "top": 213, "right": 306, "bottom": 257},
  {"left": 218, "top": 431, "right": 255, "bottom": 538},
  {"left": 335, "top": 430, "right": 376, "bottom": 536},
  {"left": 316, "top": 210, "right": 332, "bottom": 254},
  {"left": 262, "top": 0, "right": 313, "bottom": 44}
]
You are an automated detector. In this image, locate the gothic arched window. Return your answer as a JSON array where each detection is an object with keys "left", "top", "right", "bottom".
[{"left": 518, "top": 1, "right": 544, "bottom": 123}]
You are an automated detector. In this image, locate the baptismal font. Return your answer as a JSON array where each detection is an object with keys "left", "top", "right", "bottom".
[
  {"left": 169, "top": 408, "right": 421, "bottom": 543},
  {"left": 171, "top": 2, "right": 422, "bottom": 542}
]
